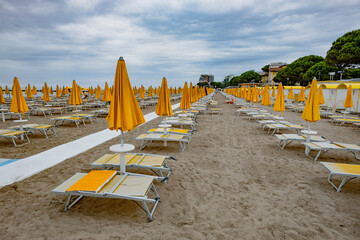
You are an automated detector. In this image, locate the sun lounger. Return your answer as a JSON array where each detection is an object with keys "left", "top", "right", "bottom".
[
  {"left": 91, "top": 153, "right": 175, "bottom": 182},
  {"left": 52, "top": 170, "right": 160, "bottom": 221},
  {"left": 52, "top": 116, "right": 85, "bottom": 127},
  {"left": 208, "top": 108, "right": 221, "bottom": 115},
  {"left": 50, "top": 107, "right": 67, "bottom": 115},
  {"left": 303, "top": 141, "right": 360, "bottom": 161},
  {"left": 320, "top": 162, "right": 360, "bottom": 192},
  {"left": 262, "top": 123, "right": 305, "bottom": 135},
  {"left": 258, "top": 120, "right": 293, "bottom": 130},
  {"left": 0, "top": 129, "right": 30, "bottom": 147},
  {"left": 9, "top": 124, "right": 56, "bottom": 138},
  {"left": 73, "top": 113, "right": 97, "bottom": 124},
  {"left": 136, "top": 133, "right": 190, "bottom": 151},
  {"left": 274, "top": 133, "right": 327, "bottom": 149},
  {"left": 332, "top": 118, "right": 360, "bottom": 126},
  {"left": 148, "top": 127, "right": 192, "bottom": 135},
  {"left": 161, "top": 119, "right": 196, "bottom": 130},
  {"left": 92, "top": 108, "right": 109, "bottom": 117},
  {"left": 29, "top": 107, "right": 53, "bottom": 117}
]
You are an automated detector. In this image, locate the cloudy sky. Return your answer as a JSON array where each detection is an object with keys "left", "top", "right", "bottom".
[{"left": 0, "top": 0, "right": 359, "bottom": 88}]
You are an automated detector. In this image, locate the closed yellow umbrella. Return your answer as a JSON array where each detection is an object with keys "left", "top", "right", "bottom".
[
  {"left": 106, "top": 57, "right": 145, "bottom": 173},
  {"left": 298, "top": 87, "right": 305, "bottom": 102},
  {"left": 287, "top": 87, "right": 294, "bottom": 100},
  {"left": 271, "top": 87, "right": 275, "bottom": 97},
  {"left": 32, "top": 85, "right": 37, "bottom": 95},
  {"left": 95, "top": 85, "right": 101, "bottom": 99},
  {"left": 189, "top": 83, "right": 194, "bottom": 103},
  {"left": 318, "top": 87, "right": 325, "bottom": 105},
  {"left": 156, "top": 77, "right": 173, "bottom": 116},
  {"left": 302, "top": 79, "right": 320, "bottom": 123},
  {"left": 193, "top": 85, "right": 199, "bottom": 102},
  {"left": 246, "top": 86, "right": 251, "bottom": 101},
  {"left": 102, "top": 82, "right": 111, "bottom": 102},
  {"left": 42, "top": 82, "right": 51, "bottom": 102},
  {"left": 50, "top": 86, "right": 53, "bottom": 95},
  {"left": 56, "top": 85, "right": 61, "bottom": 98},
  {"left": 251, "top": 86, "right": 259, "bottom": 103},
  {"left": 273, "top": 83, "right": 285, "bottom": 114},
  {"left": 139, "top": 85, "right": 145, "bottom": 98},
  {"left": 27, "top": 84, "right": 34, "bottom": 99},
  {"left": 5, "top": 85, "right": 10, "bottom": 96},
  {"left": 0, "top": 86, "right": 5, "bottom": 104},
  {"left": 10, "top": 77, "right": 29, "bottom": 114},
  {"left": 180, "top": 82, "right": 191, "bottom": 110},
  {"left": 261, "top": 85, "right": 271, "bottom": 106},
  {"left": 344, "top": 85, "right": 353, "bottom": 109},
  {"left": 69, "top": 80, "right": 82, "bottom": 108}
]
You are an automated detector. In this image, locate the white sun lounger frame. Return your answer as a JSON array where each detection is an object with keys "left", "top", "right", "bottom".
[
  {"left": 274, "top": 134, "right": 327, "bottom": 149},
  {"left": 136, "top": 133, "right": 190, "bottom": 152},
  {"left": 303, "top": 142, "right": 360, "bottom": 161},
  {"left": 52, "top": 172, "right": 160, "bottom": 221}
]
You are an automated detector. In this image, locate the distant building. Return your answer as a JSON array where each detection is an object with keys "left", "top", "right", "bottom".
[
  {"left": 223, "top": 74, "right": 234, "bottom": 85},
  {"left": 267, "top": 62, "right": 287, "bottom": 84},
  {"left": 199, "top": 74, "right": 214, "bottom": 84}
]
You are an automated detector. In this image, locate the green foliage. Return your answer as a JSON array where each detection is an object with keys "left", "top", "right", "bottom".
[
  {"left": 326, "top": 29, "right": 360, "bottom": 69},
  {"left": 210, "top": 82, "right": 223, "bottom": 88},
  {"left": 303, "top": 61, "right": 339, "bottom": 81},
  {"left": 273, "top": 55, "right": 324, "bottom": 85},
  {"left": 343, "top": 68, "right": 360, "bottom": 79},
  {"left": 229, "top": 70, "right": 261, "bottom": 86},
  {"left": 197, "top": 82, "right": 208, "bottom": 87},
  {"left": 261, "top": 65, "right": 269, "bottom": 72}
]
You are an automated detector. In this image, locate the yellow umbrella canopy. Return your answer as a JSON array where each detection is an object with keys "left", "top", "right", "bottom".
[
  {"left": 273, "top": 83, "right": 285, "bottom": 112},
  {"left": 27, "top": 84, "right": 34, "bottom": 99},
  {"left": 287, "top": 87, "right": 294, "bottom": 100},
  {"left": 50, "top": 86, "right": 53, "bottom": 95},
  {"left": 102, "top": 82, "right": 111, "bottom": 102},
  {"left": 95, "top": 85, "right": 101, "bottom": 99},
  {"left": 148, "top": 86, "right": 153, "bottom": 97},
  {"left": 251, "top": 86, "right": 259, "bottom": 103},
  {"left": 10, "top": 77, "right": 29, "bottom": 113},
  {"left": 5, "top": 85, "right": 10, "bottom": 95},
  {"left": 246, "top": 86, "right": 251, "bottom": 101},
  {"left": 139, "top": 85, "right": 145, "bottom": 98},
  {"left": 344, "top": 85, "right": 353, "bottom": 109},
  {"left": 193, "top": 85, "right": 199, "bottom": 102},
  {"left": 106, "top": 57, "right": 145, "bottom": 132},
  {"left": 298, "top": 87, "right": 305, "bottom": 102},
  {"left": 42, "top": 82, "right": 51, "bottom": 102},
  {"left": 180, "top": 82, "right": 191, "bottom": 110},
  {"left": 0, "top": 86, "right": 5, "bottom": 104},
  {"left": 302, "top": 79, "right": 320, "bottom": 123},
  {"left": 56, "top": 85, "right": 61, "bottom": 98},
  {"left": 318, "top": 87, "right": 325, "bottom": 105},
  {"left": 261, "top": 85, "right": 271, "bottom": 106},
  {"left": 271, "top": 87, "right": 275, "bottom": 97},
  {"left": 32, "top": 85, "right": 37, "bottom": 95},
  {"left": 189, "top": 83, "right": 194, "bottom": 103},
  {"left": 156, "top": 77, "right": 173, "bottom": 116},
  {"left": 69, "top": 80, "right": 82, "bottom": 106}
]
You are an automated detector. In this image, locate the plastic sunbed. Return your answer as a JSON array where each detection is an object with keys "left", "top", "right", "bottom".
[
  {"left": 320, "top": 162, "right": 360, "bottom": 192},
  {"left": 332, "top": 118, "right": 360, "bottom": 126},
  {"left": 148, "top": 127, "right": 192, "bottom": 135},
  {"left": 303, "top": 141, "right": 360, "bottom": 161},
  {"left": 91, "top": 153, "right": 175, "bottom": 183},
  {"left": 52, "top": 170, "right": 160, "bottom": 221},
  {"left": 160, "top": 119, "right": 196, "bottom": 130},
  {"left": 274, "top": 133, "right": 327, "bottom": 149},
  {"left": 262, "top": 123, "right": 305, "bottom": 135},
  {"left": 208, "top": 108, "right": 221, "bottom": 115},
  {"left": 9, "top": 123, "right": 56, "bottom": 138},
  {"left": 29, "top": 107, "right": 53, "bottom": 117},
  {"left": 52, "top": 116, "right": 85, "bottom": 127},
  {"left": 136, "top": 133, "right": 190, "bottom": 152},
  {"left": 0, "top": 129, "right": 30, "bottom": 147}
]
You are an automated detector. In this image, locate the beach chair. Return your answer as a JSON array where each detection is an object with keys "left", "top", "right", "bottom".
[
  {"left": 0, "top": 129, "right": 30, "bottom": 147},
  {"left": 50, "top": 107, "right": 67, "bottom": 115},
  {"left": 72, "top": 113, "right": 97, "bottom": 124},
  {"left": 258, "top": 120, "right": 293, "bottom": 130},
  {"left": 52, "top": 170, "right": 160, "bottom": 221},
  {"left": 136, "top": 133, "right": 190, "bottom": 152},
  {"left": 91, "top": 153, "right": 175, "bottom": 183},
  {"left": 262, "top": 123, "right": 305, "bottom": 135},
  {"left": 331, "top": 118, "right": 360, "bottom": 126},
  {"left": 29, "top": 107, "right": 53, "bottom": 117},
  {"left": 161, "top": 119, "right": 196, "bottom": 130},
  {"left": 303, "top": 141, "right": 360, "bottom": 161},
  {"left": 9, "top": 124, "right": 56, "bottom": 138},
  {"left": 208, "top": 108, "right": 221, "bottom": 115},
  {"left": 148, "top": 127, "right": 192, "bottom": 135},
  {"left": 51, "top": 116, "right": 85, "bottom": 127},
  {"left": 274, "top": 133, "right": 327, "bottom": 149},
  {"left": 320, "top": 162, "right": 360, "bottom": 192},
  {"left": 91, "top": 108, "right": 109, "bottom": 117}
]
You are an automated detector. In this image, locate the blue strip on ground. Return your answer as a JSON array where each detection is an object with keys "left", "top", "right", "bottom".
[{"left": 0, "top": 159, "right": 20, "bottom": 167}]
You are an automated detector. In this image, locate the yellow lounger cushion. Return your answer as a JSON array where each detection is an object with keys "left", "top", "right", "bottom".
[
  {"left": 2, "top": 131, "right": 27, "bottom": 136},
  {"left": 66, "top": 170, "right": 116, "bottom": 192},
  {"left": 337, "top": 164, "right": 360, "bottom": 175}
]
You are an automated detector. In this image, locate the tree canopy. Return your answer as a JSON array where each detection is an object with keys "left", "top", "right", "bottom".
[
  {"left": 273, "top": 55, "right": 324, "bottom": 85},
  {"left": 303, "top": 61, "right": 339, "bottom": 81},
  {"left": 228, "top": 70, "right": 261, "bottom": 86},
  {"left": 210, "top": 82, "right": 223, "bottom": 88},
  {"left": 325, "top": 29, "right": 360, "bottom": 69},
  {"left": 261, "top": 65, "right": 269, "bottom": 72},
  {"left": 197, "top": 82, "right": 208, "bottom": 87}
]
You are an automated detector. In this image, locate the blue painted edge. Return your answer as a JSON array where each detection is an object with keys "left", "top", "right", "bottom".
[{"left": 0, "top": 159, "right": 20, "bottom": 167}]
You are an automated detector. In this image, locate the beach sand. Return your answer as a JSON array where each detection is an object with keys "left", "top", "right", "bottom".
[{"left": 0, "top": 92, "right": 359, "bottom": 239}]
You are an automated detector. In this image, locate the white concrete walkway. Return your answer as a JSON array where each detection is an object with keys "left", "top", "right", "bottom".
[{"left": 0, "top": 103, "right": 180, "bottom": 188}]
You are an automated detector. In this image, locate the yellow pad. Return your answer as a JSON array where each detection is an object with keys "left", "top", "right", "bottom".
[
  {"left": 66, "top": 170, "right": 116, "bottom": 192},
  {"left": 337, "top": 163, "right": 360, "bottom": 175},
  {"left": 3, "top": 131, "right": 27, "bottom": 136},
  {"left": 140, "top": 155, "right": 166, "bottom": 167},
  {"left": 171, "top": 129, "right": 189, "bottom": 134},
  {"left": 35, "top": 125, "right": 53, "bottom": 129}
]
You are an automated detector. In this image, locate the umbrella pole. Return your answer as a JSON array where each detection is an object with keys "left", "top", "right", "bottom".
[{"left": 120, "top": 130, "right": 126, "bottom": 174}]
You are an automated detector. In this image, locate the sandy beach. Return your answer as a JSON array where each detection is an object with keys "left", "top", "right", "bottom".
[{"left": 0, "top": 92, "right": 359, "bottom": 239}]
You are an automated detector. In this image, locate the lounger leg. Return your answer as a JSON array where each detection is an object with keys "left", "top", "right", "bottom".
[
  {"left": 313, "top": 150, "right": 323, "bottom": 161},
  {"left": 64, "top": 194, "right": 84, "bottom": 212},
  {"left": 328, "top": 174, "right": 348, "bottom": 192},
  {"left": 352, "top": 151, "right": 360, "bottom": 160}
]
